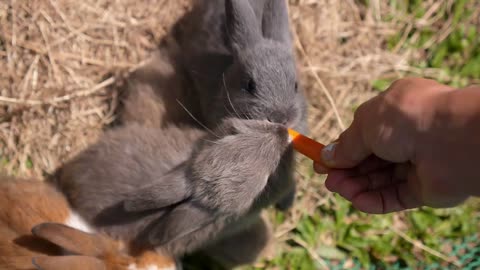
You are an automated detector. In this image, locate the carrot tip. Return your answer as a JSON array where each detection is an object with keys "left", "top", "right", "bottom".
[
  {"left": 287, "top": 128, "right": 300, "bottom": 139},
  {"left": 287, "top": 128, "right": 327, "bottom": 167}
]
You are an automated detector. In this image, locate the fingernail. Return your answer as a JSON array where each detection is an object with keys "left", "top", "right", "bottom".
[{"left": 321, "top": 142, "right": 337, "bottom": 166}]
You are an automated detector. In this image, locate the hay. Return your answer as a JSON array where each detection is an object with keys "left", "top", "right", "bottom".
[
  {"left": 2, "top": 0, "right": 479, "bottom": 267},
  {"left": 0, "top": 0, "right": 406, "bottom": 178},
  {"left": 0, "top": 0, "right": 190, "bottom": 177},
  {"left": 290, "top": 1, "right": 406, "bottom": 141}
]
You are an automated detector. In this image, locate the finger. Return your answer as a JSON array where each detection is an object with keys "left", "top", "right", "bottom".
[
  {"left": 313, "top": 162, "right": 329, "bottom": 174},
  {"left": 351, "top": 182, "right": 422, "bottom": 214},
  {"left": 321, "top": 98, "right": 378, "bottom": 168},
  {"left": 325, "top": 167, "right": 397, "bottom": 201},
  {"left": 354, "top": 155, "right": 392, "bottom": 175},
  {"left": 324, "top": 169, "right": 354, "bottom": 194}
]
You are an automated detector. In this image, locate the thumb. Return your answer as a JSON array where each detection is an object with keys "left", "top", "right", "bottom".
[{"left": 321, "top": 117, "right": 371, "bottom": 168}]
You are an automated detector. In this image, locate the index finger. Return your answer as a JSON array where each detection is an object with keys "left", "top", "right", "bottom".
[{"left": 321, "top": 98, "right": 376, "bottom": 168}]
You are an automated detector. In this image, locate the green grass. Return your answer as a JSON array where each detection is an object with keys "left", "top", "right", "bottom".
[
  {"left": 242, "top": 1, "right": 480, "bottom": 269},
  {"left": 3, "top": 1, "right": 478, "bottom": 269},
  {"left": 243, "top": 198, "right": 479, "bottom": 269},
  {"left": 375, "top": 0, "right": 480, "bottom": 90}
]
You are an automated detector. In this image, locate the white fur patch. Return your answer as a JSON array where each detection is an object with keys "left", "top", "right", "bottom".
[
  {"left": 128, "top": 264, "right": 177, "bottom": 270},
  {"left": 65, "top": 211, "right": 94, "bottom": 233}
]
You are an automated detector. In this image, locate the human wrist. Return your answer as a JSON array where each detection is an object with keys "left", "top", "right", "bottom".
[
  {"left": 430, "top": 85, "right": 480, "bottom": 196},
  {"left": 430, "top": 86, "right": 480, "bottom": 134},
  {"left": 409, "top": 84, "right": 454, "bottom": 158},
  {"left": 441, "top": 86, "right": 480, "bottom": 125}
]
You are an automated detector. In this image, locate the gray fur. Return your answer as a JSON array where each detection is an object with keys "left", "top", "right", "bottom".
[
  {"left": 51, "top": 124, "right": 203, "bottom": 243},
  {"left": 113, "top": 44, "right": 203, "bottom": 129},
  {"left": 202, "top": 214, "right": 273, "bottom": 269},
  {"left": 52, "top": 118, "right": 290, "bottom": 256},
  {"left": 225, "top": 0, "right": 262, "bottom": 52},
  {"left": 176, "top": 0, "right": 307, "bottom": 130},
  {"left": 173, "top": 0, "right": 308, "bottom": 212},
  {"left": 262, "top": 0, "right": 292, "bottom": 45},
  {"left": 52, "top": 0, "right": 307, "bottom": 263}
]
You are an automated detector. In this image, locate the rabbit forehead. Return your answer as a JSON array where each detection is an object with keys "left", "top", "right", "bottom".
[
  {"left": 240, "top": 42, "right": 296, "bottom": 77},
  {"left": 239, "top": 43, "right": 297, "bottom": 93}
]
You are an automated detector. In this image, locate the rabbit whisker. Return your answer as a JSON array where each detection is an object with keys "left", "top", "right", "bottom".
[
  {"left": 223, "top": 104, "right": 240, "bottom": 120},
  {"left": 222, "top": 73, "right": 242, "bottom": 119},
  {"left": 176, "top": 99, "right": 220, "bottom": 139},
  {"left": 202, "top": 139, "right": 221, "bottom": 145},
  {"left": 225, "top": 102, "right": 251, "bottom": 121}
]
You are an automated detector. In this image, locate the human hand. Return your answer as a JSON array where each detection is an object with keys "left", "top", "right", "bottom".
[{"left": 315, "top": 78, "right": 480, "bottom": 213}]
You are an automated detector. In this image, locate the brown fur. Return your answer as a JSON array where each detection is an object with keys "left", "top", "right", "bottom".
[
  {"left": 0, "top": 176, "right": 179, "bottom": 270},
  {"left": 134, "top": 250, "right": 178, "bottom": 269},
  {"left": 0, "top": 177, "right": 68, "bottom": 269},
  {"left": 0, "top": 178, "right": 70, "bottom": 235}
]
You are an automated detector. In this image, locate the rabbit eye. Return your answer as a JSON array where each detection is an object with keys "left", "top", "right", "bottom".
[
  {"left": 294, "top": 82, "right": 298, "bottom": 93},
  {"left": 243, "top": 78, "right": 256, "bottom": 95}
]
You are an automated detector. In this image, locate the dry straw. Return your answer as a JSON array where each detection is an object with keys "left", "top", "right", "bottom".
[
  {"left": 0, "top": 0, "right": 190, "bottom": 176},
  {"left": 2, "top": 0, "right": 468, "bottom": 267},
  {"left": 0, "top": 0, "right": 405, "bottom": 177}
]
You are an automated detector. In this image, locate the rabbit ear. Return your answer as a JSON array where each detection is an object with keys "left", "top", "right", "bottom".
[
  {"left": 32, "top": 256, "right": 105, "bottom": 270},
  {"left": 225, "top": 0, "right": 262, "bottom": 51},
  {"left": 31, "top": 223, "right": 108, "bottom": 257},
  {"left": 262, "top": 0, "right": 292, "bottom": 45},
  {"left": 123, "top": 172, "right": 190, "bottom": 212},
  {"left": 146, "top": 204, "right": 214, "bottom": 246}
]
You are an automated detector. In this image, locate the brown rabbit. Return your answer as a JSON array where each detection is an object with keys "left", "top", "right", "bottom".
[{"left": 0, "top": 176, "right": 180, "bottom": 270}]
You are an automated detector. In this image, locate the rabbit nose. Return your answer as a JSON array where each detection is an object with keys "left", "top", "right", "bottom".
[{"left": 267, "top": 113, "right": 288, "bottom": 125}]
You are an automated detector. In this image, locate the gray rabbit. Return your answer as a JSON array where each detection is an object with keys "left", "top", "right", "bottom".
[
  {"left": 51, "top": 118, "right": 291, "bottom": 260},
  {"left": 115, "top": 0, "right": 306, "bottom": 211},
  {"left": 178, "top": 0, "right": 307, "bottom": 211},
  {"left": 118, "top": 0, "right": 307, "bottom": 131},
  {"left": 51, "top": 0, "right": 307, "bottom": 266},
  {"left": 175, "top": 0, "right": 307, "bottom": 130}
]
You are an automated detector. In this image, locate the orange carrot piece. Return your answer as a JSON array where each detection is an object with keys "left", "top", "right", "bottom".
[{"left": 288, "top": 128, "right": 326, "bottom": 165}]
